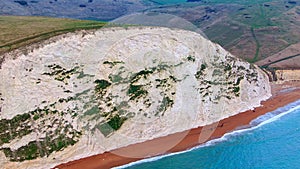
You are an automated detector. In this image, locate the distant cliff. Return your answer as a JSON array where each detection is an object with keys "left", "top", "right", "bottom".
[
  {"left": 0, "top": 27, "right": 271, "bottom": 169},
  {"left": 275, "top": 69, "right": 300, "bottom": 82},
  {"left": 263, "top": 69, "right": 300, "bottom": 83}
]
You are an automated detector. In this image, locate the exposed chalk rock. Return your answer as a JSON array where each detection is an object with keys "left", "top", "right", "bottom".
[{"left": 0, "top": 26, "right": 271, "bottom": 169}]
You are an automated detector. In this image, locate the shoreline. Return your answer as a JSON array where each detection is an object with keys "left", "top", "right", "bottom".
[{"left": 55, "top": 84, "right": 300, "bottom": 169}]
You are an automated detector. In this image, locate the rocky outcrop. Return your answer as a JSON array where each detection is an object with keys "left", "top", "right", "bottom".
[{"left": 0, "top": 27, "right": 271, "bottom": 169}]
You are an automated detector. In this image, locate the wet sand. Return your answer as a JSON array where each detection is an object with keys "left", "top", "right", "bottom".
[{"left": 55, "top": 84, "right": 300, "bottom": 169}]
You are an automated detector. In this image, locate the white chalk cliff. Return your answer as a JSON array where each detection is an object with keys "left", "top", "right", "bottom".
[{"left": 0, "top": 27, "right": 271, "bottom": 169}]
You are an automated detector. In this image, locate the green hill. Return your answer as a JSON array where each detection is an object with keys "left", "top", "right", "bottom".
[{"left": 0, "top": 16, "right": 105, "bottom": 55}]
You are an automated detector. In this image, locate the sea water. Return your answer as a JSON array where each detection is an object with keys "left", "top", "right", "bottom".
[{"left": 115, "top": 100, "right": 300, "bottom": 169}]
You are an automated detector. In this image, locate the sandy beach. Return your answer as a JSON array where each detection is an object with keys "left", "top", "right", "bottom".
[{"left": 55, "top": 82, "right": 300, "bottom": 169}]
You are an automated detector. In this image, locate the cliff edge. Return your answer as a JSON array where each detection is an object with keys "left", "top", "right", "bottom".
[{"left": 0, "top": 27, "right": 271, "bottom": 169}]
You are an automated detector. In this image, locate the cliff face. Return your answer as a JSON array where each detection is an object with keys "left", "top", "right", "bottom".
[
  {"left": 0, "top": 27, "right": 271, "bottom": 169},
  {"left": 262, "top": 69, "right": 300, "bottom": 83},
  {"left": 275, "top": 69, "right": 300, "bottom": 82}
]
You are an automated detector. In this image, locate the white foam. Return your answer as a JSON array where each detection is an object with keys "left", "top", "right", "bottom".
[
  {"left": 251, "top": 99, "right": 300, "bottom": 126},
  {"left": 113, "top": 99, "right": 300, "bottom": 169},
  {"left": 112, "top": 150, "right": 190, "bottom": 169}
]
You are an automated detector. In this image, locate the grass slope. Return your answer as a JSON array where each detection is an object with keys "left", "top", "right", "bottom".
[{"left": 0, "top": 16, "right": 106, "bottom": 55}]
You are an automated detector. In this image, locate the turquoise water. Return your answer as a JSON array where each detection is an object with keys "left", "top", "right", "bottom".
[{"left": 116, "top": 100, "right": 300, "bottom": 169}]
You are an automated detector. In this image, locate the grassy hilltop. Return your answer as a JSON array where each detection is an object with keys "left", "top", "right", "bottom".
[
  {"left": 0, "top": 9, "right": 299, "bottom": 69},
  {"left": 0, "top": 16, "right": 105, "bottom": 55}
]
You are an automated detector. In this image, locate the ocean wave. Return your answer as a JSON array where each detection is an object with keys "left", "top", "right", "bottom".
[
  {"left": 199, "top": 99, "right": 300, "bottom": 146},
  {"left": 112, "top": 150, "right": 191, "bottom": 169},
  {"left": 251, "top": 99, "right": 300, "bottom": 126},
  {"left": 113, "top": 99, "right": 300, "bottom": 169}
]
